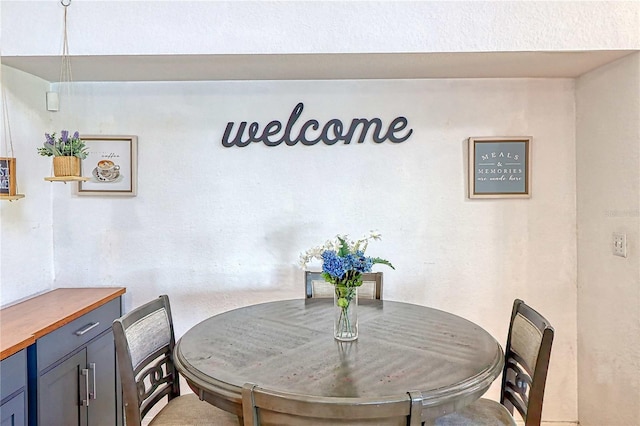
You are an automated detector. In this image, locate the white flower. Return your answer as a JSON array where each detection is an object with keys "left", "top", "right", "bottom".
[{"left": 298, "top": 231, "right": 384, "bottom": 269}]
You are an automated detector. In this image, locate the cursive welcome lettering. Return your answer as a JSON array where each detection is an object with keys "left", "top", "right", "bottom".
[{"left": 222, "top": 102, "right": 412, "bottom": 147}]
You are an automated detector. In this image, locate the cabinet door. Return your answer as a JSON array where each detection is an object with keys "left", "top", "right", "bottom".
[
  {"left": 86, "top": 332, "right": 117, "bottom": 426},
  {"left": 39, "top": 351, "right": 88, "bottom": 426},
  {"left": 1, "top": 350, "right": 27, "bottom": 426},
  {"left": 1, "top": 393, "right": 26, "bottom": 426}
]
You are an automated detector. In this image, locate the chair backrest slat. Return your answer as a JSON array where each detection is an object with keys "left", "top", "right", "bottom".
[{"left": 504, "top": 385, "right": 528, "bottom": 418}]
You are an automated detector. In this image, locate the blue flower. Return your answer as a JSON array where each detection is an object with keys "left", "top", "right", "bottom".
[
  {"left": 45, "top": 133, "right": 55, "bottom": 145},
  {"left": 345, "top": 251, "right": 373, "bottom": 273},
  {"left": 322, "top": 251, "right": 346, "bottom": 279},
  {"left": 61, "top": 130, "right": 69, "bottom": 142},
  {"left": 73, "top": 131, "right": 79, "bottom": 139}
]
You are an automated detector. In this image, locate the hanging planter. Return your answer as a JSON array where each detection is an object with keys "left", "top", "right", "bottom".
[
  {"left": 40, "top": 3, "right": 88, "bottom": 185},
  {"left": 40, "top": 130, "right": 89, "bottom": 182},
  {"left": 53, "top": 156, "right": 80, "bottom": 177}
]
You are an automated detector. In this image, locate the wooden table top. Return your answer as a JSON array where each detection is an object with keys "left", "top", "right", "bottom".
[
  {"left": 174, "top": 299, "right": 504, "bottom": 421},
  {"left": 0, "top": 287, "right": 126, "bottom": 360}
]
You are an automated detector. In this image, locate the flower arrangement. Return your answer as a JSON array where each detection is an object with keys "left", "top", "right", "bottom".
[
  {"left": 37, "top": 130, "right": 88, "bottom": 159},
  {"left": 299, "top": 231, "right": 394, "bottom": 340},
  {"left": 299, "top": 231, "right": 394, "bottom": 286}
]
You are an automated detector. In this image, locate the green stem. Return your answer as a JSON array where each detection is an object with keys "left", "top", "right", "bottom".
[{"left": 335, "top": 287, "right": 355, "bottom": 338}]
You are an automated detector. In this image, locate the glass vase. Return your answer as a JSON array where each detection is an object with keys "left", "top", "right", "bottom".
[{"left": 334, "top": 286, "right": 358, "bottom": 341}]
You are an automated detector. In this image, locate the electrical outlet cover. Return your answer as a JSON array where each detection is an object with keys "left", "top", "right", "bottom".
[{"left": 613, "top": 232, "right": 627, "bottom": 258}]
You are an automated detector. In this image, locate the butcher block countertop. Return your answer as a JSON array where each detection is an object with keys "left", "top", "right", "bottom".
[{"left": 0, "top": 287, "right": 126, "bottom": 360}]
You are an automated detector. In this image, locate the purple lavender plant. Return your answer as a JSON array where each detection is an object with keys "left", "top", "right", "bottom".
[{"left": 37, "top": 130, "right": 88, "bottom": 159}]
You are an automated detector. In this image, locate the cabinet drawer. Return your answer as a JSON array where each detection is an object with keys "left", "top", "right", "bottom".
[
  {"left": 37, "top": 298, "right": 121, "bottom": 370},
  {"left": 0, "top": 349, "right": 26, "bottom": 401}
]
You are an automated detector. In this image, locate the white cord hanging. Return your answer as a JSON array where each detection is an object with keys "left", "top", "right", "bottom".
[
  {"left": 43, "top": 0, "right": 85, "bottom": 182},
  {"left": 2, "top": 87, "right": 15, "bottom": 158},
  {"left": 1, "top": 83, "right": 24, "bottom": 199},
  {"left": 57, "top": 0, "right": 73, "bottom": 107}
]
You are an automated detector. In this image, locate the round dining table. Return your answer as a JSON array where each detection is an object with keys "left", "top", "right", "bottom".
[{"left": 174, "top": 298, "right": 504, "bottom": 423}]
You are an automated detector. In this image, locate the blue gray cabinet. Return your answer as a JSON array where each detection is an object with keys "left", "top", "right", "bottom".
[
  {"left": 32, "top": 298, "right": 122, "bottom": 426},
  {"left": 0, "top": 350, "right": 27, "bottom": 426},
  {"left": 0, "top": 287, "right": 125, "bottom": 426}
]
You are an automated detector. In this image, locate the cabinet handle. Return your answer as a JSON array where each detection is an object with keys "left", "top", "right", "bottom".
[
  {"left": 89, "top": 362, "right": 97, "bottom": 400},
  {"left": 74, "top": 322, "right": 100, "bottom": 336},
  {"left": 81, "top": 368, "right": 90, "bottom": 406}
]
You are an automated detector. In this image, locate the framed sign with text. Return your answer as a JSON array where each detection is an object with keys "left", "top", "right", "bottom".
[
  {"left": 77, "top": 135, "right": 138, "bottom": 196},
  {"left": 0, "top": 157, "right": 17, "bottom": 196},
  {"left": 468, "top": 136, "right": 531, "bottom": 199}
]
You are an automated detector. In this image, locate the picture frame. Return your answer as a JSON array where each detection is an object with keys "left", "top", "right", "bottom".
[
  {"left": 77, "top": 135, "right": 137, "bottom": 196},
  {"left": 0, "top": 157, "right": 17, "bottom": 196},
  {"left": 468, "top": 136, "right": 531, "bottom": 199}
]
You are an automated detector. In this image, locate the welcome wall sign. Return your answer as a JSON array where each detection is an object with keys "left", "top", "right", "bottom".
[{"left": 222, "top": 102, "right": 413, "bottom": 147}]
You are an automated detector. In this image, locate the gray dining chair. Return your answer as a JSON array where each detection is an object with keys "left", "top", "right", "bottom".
[
  {"left": 242, "top": 382, "right": 423, "bottom": 425},
  {"left": 305, "top": 271, "right": 383, "bottom": 299},
  {"left": 435, "top": 299, "right": 554, "bottom": 426},
  {"left": 112, "top": 295, "right": 239, "bottom": 426}
]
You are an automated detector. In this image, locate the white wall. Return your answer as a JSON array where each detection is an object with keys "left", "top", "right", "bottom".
[
  {"left": 2, "top": 1, "right": 639, "bottom": 56},
  {"left": 1, "top": 73, "right": 578, "bottom": 422},
  {"left": 576, "top": 53, "right": 640, "bottom": 425},
  {"left": 0, "top": 66, "right": 54, "bottom": 303},
  {"left": 5, "top": 2, "right": 639, "bottom": 425}
]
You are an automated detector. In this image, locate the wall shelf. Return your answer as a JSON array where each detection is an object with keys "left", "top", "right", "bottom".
[
  {"left": 0, "top": 194, "right": 25, "bottom": 201},
  {"left": 44, "top": 176, "right": 89, "bottom": 183}
]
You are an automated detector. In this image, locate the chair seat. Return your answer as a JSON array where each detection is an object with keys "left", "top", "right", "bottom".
[
  {"left": 149, "top": 394, "right": 239, "bottom": 426},
  {"left": 435, "top": 398, "right": 517, "bottom": 426}
]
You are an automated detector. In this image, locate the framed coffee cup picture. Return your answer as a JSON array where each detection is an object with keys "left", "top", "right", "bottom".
[
  {"left": 468, "top": 136, "right": 531, "bottom": 199},
  {"left": 77, "top": 135, "right": 137, "bottom": 196}
]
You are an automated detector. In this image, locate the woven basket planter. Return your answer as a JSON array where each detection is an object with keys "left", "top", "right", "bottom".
[{"left": 53, "top": 156, "right": 80, "bottom": 177}]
